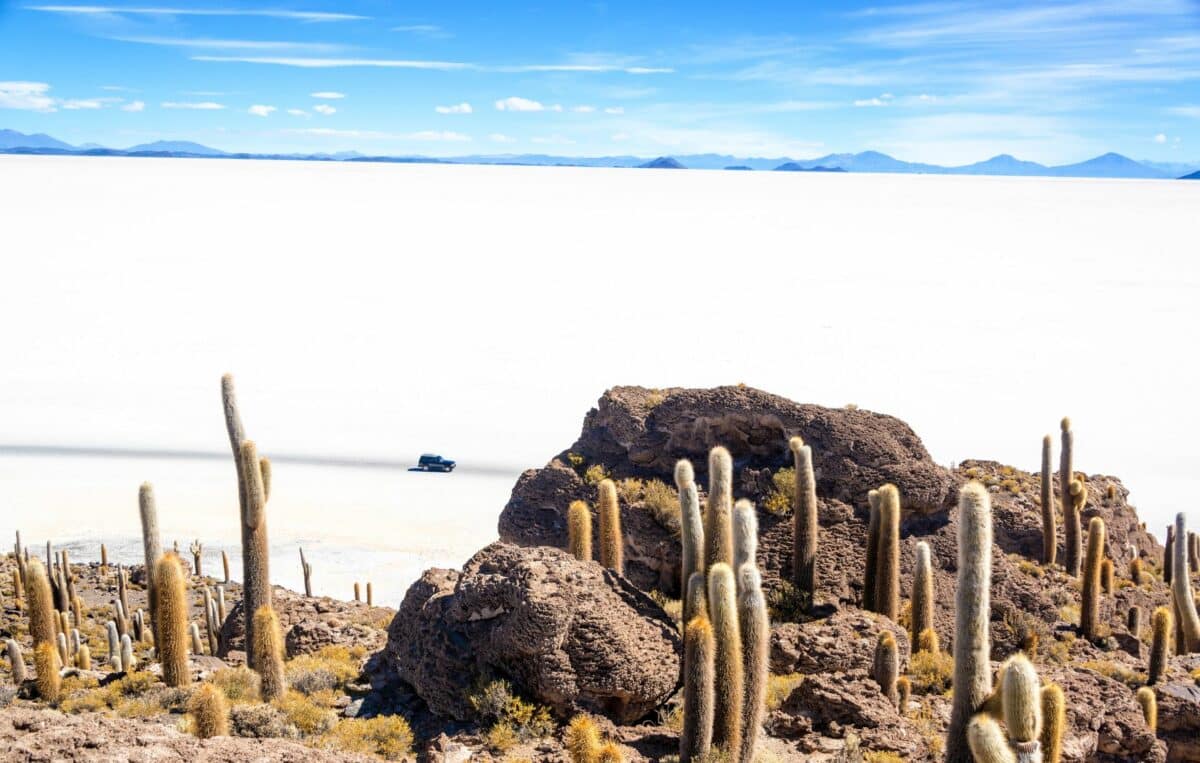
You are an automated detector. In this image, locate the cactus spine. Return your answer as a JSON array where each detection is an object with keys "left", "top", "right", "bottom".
[
  {"left": 677, "top": 459, "right": 704, "bottom": 619},
  {"left": 138, "top": 482, "right": 163, "bottom": 640},
  {"left": 1149, "top": 606, "right": 1171, "bottom": 684},
  {"left": 1039, "top": 684, "right": 1065, "bottom": 763},
  {"left": 875, "top": 484, "right": 901, "bottom": 621},
  {"left": 1136, "top": 687, "right": 1156, "bottom": 733},
  {"left": 154, "top": 553, "right": 190, "bottom": 687},
  {"left": 1060, "top": 418, "right": 1080, "bottom": 577},
  {"left": 790, "top": 436, "right": 819, "bottom": 608},
  {"left": 1171, "top": 513, "right": 1200, "bottom": 653},
  {"left": 567, "top": 500, "right": 593, "bottom": 562},
  {"left": 913, "top": 541, "right": 934, "bottom": 650},
  {"left": 873, "top": 631, "right": 899, "bottom": 706},
  {"left": 946, "top": 482, "right": 994, "bottom": 763},
  {"left": 252, "top": 605, "right": 287, "bottom": 701},
  {"left": 707, "top": 563, "right": 743, "bottom": 756},
  {"left": 24, "top": 558, "right": 55, "bottom": 649},
  {"left": 1040, "top": 434, "right": 1056, "bottom": 565},
  {"left": 1080, "top": 517, "right": 1106, "bottom": 640},
  {"left": 6, "top": 639, "right": 25, "bottom": 685},
  {"left": 680, "top": 615, "right": 715, "bottom": 763},
  {"left": 733, "top": 499, "right": 757, "bottom": 573},
  {"left": 189, "top": 682, "right": 231, "bottom": 738},
  {"left": 863, "top": 489, "right": 881, "bottom": 612},
  {"left": 705, "top": 447, "right": 734, "bottom": 570},
  {"left": 33, "top": 641, "right": 60, "bottom": 704},
  {"left": 597, "top": 479, "right": 623, "bottom": 574},
  {"left": 737, "top": 565, "right": 768, "bottom": 763}
]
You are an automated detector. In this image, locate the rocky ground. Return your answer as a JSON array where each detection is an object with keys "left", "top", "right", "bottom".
[{"left": 3, "top": 384, "right": 1200, "bottom": 761}]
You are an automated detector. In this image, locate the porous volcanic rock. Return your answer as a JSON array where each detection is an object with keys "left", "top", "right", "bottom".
[
  {"left": 499, "top": 385, "right": 957, "bottom": 593},
  {"left": 770, "top": 609, "right": 911, "bottom": 676},
  {"left": 219, "top": 585, "right": 390, "bottom": 660},
  {"left": 384, "top": 542, "right": 681, "bottom": 724}
]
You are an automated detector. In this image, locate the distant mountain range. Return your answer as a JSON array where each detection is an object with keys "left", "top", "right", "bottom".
[{"left": 3, "top": 128, "right": 1197, "bottom": 180}]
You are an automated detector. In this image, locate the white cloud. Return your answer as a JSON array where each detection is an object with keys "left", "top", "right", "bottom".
[
  {"left": 122, "top": 100, "right": 146, "bottom": 112},
  {"left": 195, "top": 56, "right": 470, "bottom": 70},
  {"left": 495, "top": 96, "right": 546, "bottom": 112},
  {"left": 392, "top": 24, "right": 447, "bottom": 38},
  {"left": 0, "top": 81, "right": 57, "bottom": 112},
  {"left": 1168, "top": 105, "right": 1200, "bottom": 118},
  {"left": 499, "top": 64, "right": 673, "bottom": 74},
  {"left": 489, "top": 133, "right": 516, "bottom": 143},
  {"left": 604, "top": 106, "right": 625, "bottom": 114},
  {"left": 435, "top": 102, "right": 472, "bottom": 114},
  {"left": 1154, "top": 133, "right": 1167, "bottom": 144},
  {"left": 249, "top": 104, "right": 277, "bottom": 117},
  {"left": 114, "top": 36, "right": 342, "bottom": 52},
  {"left": 287, "top": 108, "right": 309, "bottom": 117},
  {"left": 161, "top": 101, "right": 226, "bottom": 110},
  {"left": 573, "top": 105, "right": 595, "bottom": 113},
  {"left": 61, "top": 98, "right": 104, "bottom": 110},
  {"left": 313, "top": 104, "right": 336, "bottom": 115},
  {"left": 854, "top": 93, "right": 895, "bottom": 107},
  {"left": 408, "top": 130, "right": 470, "bottom": 142},
  {"left": 311, "top": 91, "right": 344, "bottom": 99},
  {"left": 28, "top": 5, "right": 366, "bottom": 21},
  {"left": 287, "top": 128, "right": 469, "bottom": 141}
]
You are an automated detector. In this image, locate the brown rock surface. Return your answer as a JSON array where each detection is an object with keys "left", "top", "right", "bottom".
[{"left": 219, "top": 585, "right": 391, "bottom": 660}]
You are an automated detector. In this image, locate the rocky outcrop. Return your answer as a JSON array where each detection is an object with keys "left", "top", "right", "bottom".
[
  {"left": 499, "top": 385, "right": 957, "bottom": 593},
  {"left": 770, "top": 609, "right": 910, "bottom": 676},
  {"left": 384, "top": 542, "right": 681, "bottom": 724},
  {"left": 219, "top": 585, "right": 391, "bottom": 661}
]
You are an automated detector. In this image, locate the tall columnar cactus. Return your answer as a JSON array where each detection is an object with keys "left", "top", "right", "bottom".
[
  {"left": 1060, "top": 418, "right": 1080, "bottom": 577},
  {"left": 100, "top": 543, "right": 108, "bottom": 574},
  {"left": 918, "top": 628, "right": 941, "bottom": 655},
  {"left": 913, "top": 541, "right": 934, "bottom": 650},
  {"left": 1040, "top": 683, "right": 1064, "bottom": 763},
  {"left": 863, "top": 489, "right": 881, "bottom": 612},
  {"left": 1164, "top": 525, "right": 1175, "bottom": 585},
  {"left": 597, "top": 479, "right": 623, "bottom": 574},
  {"left": 56, "top": 632, "right": 69, "bottom": 669},
  {"left": 138, "top": 482, "right": 163, "bottom": 639},
  {"left": 873, "top": 631, "right": 899, "bottom": 706},
  {"left": 1080, "top": 517, "right": 1106, "bottom": 641},
  {"left": 686, "top": 572, "right": 708, "bottom": 624},
  {"left": 154, "top": 553, "right": 191, "bottom": 687},
  {"left": 1100, "top": 558, "right": 1114, "bottom": 594},
  {"left": 1192, "top": 532, "right": 1200, "bottom": 574},
  {"left": 190, "top": 540, "right": 203, "bottom": 576},
  {"left": 1171, "top": 513, "right": 1200, "bottom": 653},
  {"left": 120, "top": 634, "right": 135, "bottom": 672},
  {"left": 1040, "top": 434, "right": 1056, "bottom": 565},
  {"left": 875, "top": 484, "right": 901, "bottom": 621},
  {"left": 118, "top": 565, "right": 130, "bottom": 622},
  {"left": 252, "top": 605, "right": 287, "bottom": 701},
  {"left": 24, "top": 558, "right": 55, "bottom": 648},
  {"left": 707, "top": 563, "right": 743, "bottom": 756},
  {"left": 106, "top": 621, "right": 120, "bottom": 668},
  {"left": 737, "top": 565, "right": 769, "bottom": 763},
  {"left": 733, "top": 500, "right": 757, "bottom": 573},
  {"left": 677, "top": 459, "right": 704, "bottom": 619},
  {"left": 6, "top": 639, "right": 25, "bottom": 685},
  {"left": 1129, "top": 558, "right": 1145, "bottom": 585},
  {"left": 1127, "top": 606, "right": 1141, "bottom": 637},
  {"left": 33, "top": 642, "right": 60, "bottom": 704},
  {"left": 367, "top": 582, "right": 373, "bottom": 606},
  {"left": 567, "top": 500, "right": 593, "bottom": 562},
  {"left": 789, "top": 436, "right": 819, "bottom": 608},
  {"left": 680, "top": 614, "right": 714, "bottom": 763},
  {"left": 190, "top": 623, "right": 204, "bottom": 655},
  {"left": 1149, "top": 607, "right": 1172, "bottom": 684},
  {"left": 1136, "top": 687, "right": 1157, "bottom": 733},
  {"left": 946, "top": 482, "right": 994, "bottom": 763},
  {"left": 188, "top": 683, "right": 231, "bottom": 739},
  {"left": 299, "top": 548, "right": 313, "bottom": 597},
  {"left": 1001, "top": 655, "right": 1043, "bottom": 761},
  {"left": 705, "top": 447, "right": 734, "bottom": 570},
  {"left": 222, "top": 550, "right": 230, "bottom": 585},
  {"left": 239, "top": 439, "right": 272, "bottom": 667},
  {"left": 967, "top": 715, "right": 1015, "bottom": 763}
]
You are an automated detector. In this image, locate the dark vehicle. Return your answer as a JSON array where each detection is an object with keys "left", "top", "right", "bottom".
[{"left": 416, "top": 453, "right": 456, "bottom": 472}]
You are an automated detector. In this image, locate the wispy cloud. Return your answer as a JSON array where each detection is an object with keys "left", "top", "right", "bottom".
[
  {"left": 435, "top": 102, "right": 472, "bottom": 114},
  {"left": 161, "top": 101, "right": 225, "bottom": 110},
  {"left": 392, "top": 24, "right": 449, "bottom": 38},
  {"left": 61, "top": 98, "right": 105, "bottom": 109},
  {"left": 113, "top": 37, "right": 343, "bottom": 52},
  {"left": 0, "top": 81, "right": 57, "bottom": 112},
  {"left": 495, "top": 97, "right": 548, "bottom": 112},
  {"left": 1154, "top": 132, "right": 1167, "bottom": 143},
  {"left": 287, "top": 108, "right": 309, "bottom": 117},
  {"left": 573, "top": 105, "right": 595, "bottom": 113},
  {"left": 854, "top": 93, "right": 895, "bottom": 107},
  {"left": 497, "top": 64, "right": 673, "bottom": 74},
  {"left": 286, "top": 127, "right": 470, "bottom": 141},
  {"left": 313, "top": 104, "right": 336, "bottom": 115},
  {"left": 193, "top": 56, "right": 469, "bottom": 70},
  {"left": 489, "top": 133, "right": 516, "bottom": 143},
  {"left": 604, "top": 106, "right": 625, "bottom": 114},
  {"left": 1168, "top": 105, "right": 1200, "bottom": 118},
  {"left": 27, "top": 5, "right": 366, "bottom": 21},
  {"left": 310, "top": 91, "right": 344, "bottom": 99},
  {"left": 121, "top": 100, "right": 145, "bottom": 112},
  {"left": 248, "top": 104, "right": 276, "bottom": 117}
]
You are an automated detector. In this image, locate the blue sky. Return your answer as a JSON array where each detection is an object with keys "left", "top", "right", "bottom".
[{"left": 1, "top": 1, "right": 1198, "bottom": 163}]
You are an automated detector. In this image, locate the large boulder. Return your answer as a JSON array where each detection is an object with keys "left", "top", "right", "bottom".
[
  {"left": 498, "top": 385, "right": 956, "bottom": 593},
  {"left": 384, "top": 542, "right": 681, "bottom": 724},
  {"left": 220, "top": 585, "right": 391, "bottom": 660}
]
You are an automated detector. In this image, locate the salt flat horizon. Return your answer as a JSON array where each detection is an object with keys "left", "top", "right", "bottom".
[{"left": 2, "top": 154, "right": 1197, "bottom": 602}]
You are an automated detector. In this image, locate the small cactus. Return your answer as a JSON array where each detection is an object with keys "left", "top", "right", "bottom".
[
  {"left": 598, "top": 479, "right": 623, "bottom": 574},
  {"left": 252, "top": 605, "right": 287, "bottom": 701},
  {"left": 733, "top": 499, "right": 757, "bottom": 573},
  {"left": 1040, "top": 434, "right": 1056, "bottom": 565},
  {"left": 120, "top": 634, "right": 135, "bottom": 672},
  {"left": 188, "top": 682, "right": 231, "bottom": 738},
  {"left": 680, "top": 615, "right": 715, "bottom": 763},
  {"left": 912, "top": 541, "right": 934, "bottom": 650},
  {"left": 239, "top": 439, "right": 272, "bottom": 669},
  {"left": 677, "top": 459, "right": 704, "bottom": 620},
  {"left": 789, "top": 436, "right": 819, "bottom": 609},
  {"left": 1149, "top": 606, "right": 1172, "bottom": 684},
  {"left": 1135, "top": 686, "right": 1156, "bottom": 733},
  {"left": 222, "top": 550, "right": 230, "bottom": 585},
  {"left": 1060, "top": 418, "right": 1080, "bottom": 577},
  {"left": 190, "top": 622, "right": 204, "bottom": 655},
  {"left": 1170, "top": 513, "right": 1200, "bottom": 653},
  {"left": 707, "top": 562, "right": 743, "bottom": 756},
  {"left": 1080, "top": 517, "right": 1106, "bottom": 640},
  {"left": 1129, "top": 557, "right": 1145, "bottom": 585},
  {"left": 566, "top": 714, "right": 602, "bottom": 762},
  {"left": 6, "top": 639, "right": 26, "bottom": 685},
  {"left": 863, "top": 489, "right": 881, "bottom": 612},
  {"left": 967, "top": 714, "right": 1016, "bottom": 763},
  {"left": 154, "top": 553, "right": 190, "bottom": 687},
  {"left": 1001, "top": 654, "right": 1043, "bottom": 751},
  {"left": 106, "top": 621, "right": 120, "bottom": 668},
  {"left": 34, "top": 642, "right": 60, "bottom": 704},
  {"left": 1164, "top": 525, "right": 1175, "bottom": 585},
  {"left": 1100, "top": 558, "right": 1114, "bottom": 594},
  {"left": 56, "top": 632, "right": 69, "bottom": 668},
  {"left": 1126, "top": 606, "right": 1141, "bottom": 638},
  {"left": 873, "top": 631, "right": 899, "bottom": 706},
  {"left": 704, "top": 447, "right": 734, "bottom": 570},
  {"left": 918, "top": 627, "right": 941, "bottom": 655},
  {"left": 875, "top": 484, "right": 901, "bottom": 621},
  {"left": 567, "top": 500, "right": 592, "bottom": 562},
  {"left": 366, "top": 582, "right": 373, "bottom": 607},
  {"left": 737, "top": 565, "right": 769, "bottom": 763},
  {"left": 139, "top": 482, "right": 163, "bottom": 640},
  {"left": 24, "top": 558, "right": 55, "bottom": 649},
  {"left": 299, "top": 548, "right": 313, "bottom": 597},
  {"left": 1040, "top": 683, "right": 1065, "bottom": 763},
  {"left": 190, "top": 540, "right": 203, "bottom": 576},
  {"left": 897, "top": 676, "right": 911, "bottom": 714},
  {"left": 354, "top": 582, "right": 361, "bottom": 602},
  {"left": 946, "top": 482, "right": 994, "bottom": 763},
  {"left": 76, "top": 643, "right": 91, "bottom": 670}
]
